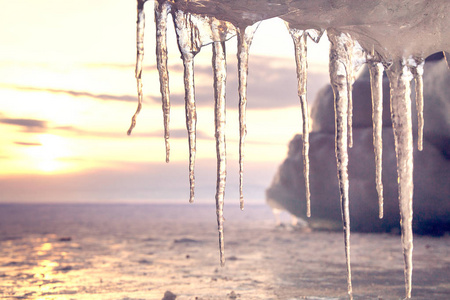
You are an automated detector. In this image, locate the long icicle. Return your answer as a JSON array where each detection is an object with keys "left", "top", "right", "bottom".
[
  {"left": 155, "top": 0, "right": 171, "bottom": 162},
  {"left": 172, "top": 10, "right": 202, "bottom": 203},
  {"left": 386, "top": 59, "right": 414, "bottom": 299},
  {"left": 287, "top": 25, "right": 311, "bottom": 217},
  {"left": 212, "top": 37, "right": 227, "bottom": 267},
  {"left": 237, "top": 24, "right": 258, "bottom": 211},
  {"left": 328, "top": 29, "right": 353, "bottom": 299},
  {"left": 127, "top": 0, "right": 148, "bottom": 135},
  {"left": 410, "top": 58, "right": 425, "bottom": 151},
  {"left": 345, "top": 40, "right": 354, "bottom": 149},
  {"left": 368, "top": 60, "right": 385, "bottom": 219}
]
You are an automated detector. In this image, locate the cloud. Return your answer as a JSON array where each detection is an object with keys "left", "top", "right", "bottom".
[
  {"left": 54, "top": 125, "right": 212, "bottom": 140},
  {"left": 0, "top": 84, "right": 149, "bottom": 103},
  {"left": 86, "top": 62, "right": 184, "bottom": 73},
  {"left": 164, "top": 55, "right": 329, "bottom": 109},
  {"left": 0, "top": 118, "right": 48, "bottom": 132},
  {"left": 0, "top": 115, "right": 211, "bottom": 139},
  {"left": 54, "top": 55, "right": 329, "bottom": 110},
  {"left": 14, "top": 141, "right": 42, "bottom": 146}
]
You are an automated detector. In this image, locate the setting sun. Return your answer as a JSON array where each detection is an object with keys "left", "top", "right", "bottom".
[{"left": 24, "top": 134, "right": 71, "bottom": 173}]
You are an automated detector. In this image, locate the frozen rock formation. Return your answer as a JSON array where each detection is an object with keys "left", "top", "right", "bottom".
[{"left": 266, "top": 54, "right": 450, "bottom": 236}]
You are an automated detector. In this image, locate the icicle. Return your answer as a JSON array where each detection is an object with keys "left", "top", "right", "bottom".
[
  {"left": 352, "top": 42, "right": 367, "bottom": 74},
  {"left": 410, "top": 58, "right": 425, "bottom": 151},
  {"left": 347, "top": 42, "right": 368, "bottom": 150},
  {"left": 127, "top": 0, "right": 148, "bottom": 136},
  {"left": 172, "top": 10, "right": 202, "bottom": 203},
  {"left": 386, "top": 59, "right": 414, "bottom": 299},
  {"left": 305, "top": 29, "right": 325, "bottom": 43},
  {"left": 155, "top": 0, "right": 171, "bottom": 162},
  {"left": 368, "top": 59, "right": 385, "bottom": 219},
  {"left": 236, "top": 23, "right": 259, "bottom": 211},
  {"left": 211, "top": 21, "right": 228, "bottom": 266},
  {"left": 444, "top": 51, "right": 450, "bottom": 68},
  {"left": 286, "top": 24, "right": 311, "bottom": 218},
  {"left": 345, "top": 41, "right": 354, "bottom": 149},
  {"left": 328, "top": 29, "right": 353, "bottom": 299}
]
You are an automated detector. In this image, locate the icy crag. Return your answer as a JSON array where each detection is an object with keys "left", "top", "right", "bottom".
[
  {"left": 267, "top": 56, "right": 450, "bottom": 235},
  {"left": 128, "top": 0, "right": 450, "bottom": 299}
]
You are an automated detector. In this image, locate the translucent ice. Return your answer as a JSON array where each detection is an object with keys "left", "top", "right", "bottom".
[
  {"left": 328, "top": 28, "right": 353, "bottom": 298},
  {"left": 212, "top": 25, "right": 228, "bottom": 266},
  {"left": 237, "top": 23, "right": 259, "bottom": 210},
  {"left": 368, "top": 58, "right": 385, "bottom": 219},
  {"left": 286, "top": 23, "right": 311, "bottom": 217},
  {"left": 386, "top": 59, "right": 415, "bottom": 299},
  {"left": 410, "top": 58, "right": 425, "bottom": 151},
  {"left": 445, "top": 51, "right": 450, "bottom": 68},
  {"left": 127, "top": 0, "right": 148, "bottom": 136},
  {"left": 172, "top": 10, "right": 236, "bottom": 203},
  {"left": 172, "top": 10, "right": 200, "bottom": 203},
  {"left": 155, "top": 0, "right": 171, "bottom": 162}
]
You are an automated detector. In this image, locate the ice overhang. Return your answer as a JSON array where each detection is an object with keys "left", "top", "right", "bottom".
[{"left": 167, "top": 0, "right": 450, "bottom": 60}]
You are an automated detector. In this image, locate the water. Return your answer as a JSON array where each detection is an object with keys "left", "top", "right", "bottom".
[{"left": 1, "top": 204, "right": 449, "bottom": 299}]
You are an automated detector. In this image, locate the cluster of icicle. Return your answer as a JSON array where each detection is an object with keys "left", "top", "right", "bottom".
[{"left": 126, "top": 0, "right": 433, "bottom": 299}]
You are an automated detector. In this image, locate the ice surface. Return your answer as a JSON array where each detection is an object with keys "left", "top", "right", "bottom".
[{"left": 128, "top": 1, "right": 450, "bottom": 299}]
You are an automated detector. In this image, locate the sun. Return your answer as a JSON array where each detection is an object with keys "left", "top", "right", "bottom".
[{"left": 31, "top": 134, "right": 72, "bottom": 173}]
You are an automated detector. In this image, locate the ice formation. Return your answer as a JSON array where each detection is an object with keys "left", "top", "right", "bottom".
[
  {"left": 127, "top": 0, "right": 147, "bottom": 136},
  {"left": 367, "top": 57, "right": 385, "bottom": 219},
  {"left": 154, "top": 0, "right": 171, "bottom": 163},
  {"left": 127, "top": 0, "right": 450, "bottom": 298},
  {"left": 211, "top": 22, "right": 228, "bottom": 266},
  {"left": 285, "top": 23, "right": 311, "bottom": 218},
  {"left": 237, "top": 23, "right": 259, "bottom": 211},
  {"left": 327, "top": 29, "right": 354, "bottom": 296}
]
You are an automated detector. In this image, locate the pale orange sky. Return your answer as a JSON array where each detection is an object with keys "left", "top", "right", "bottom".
[{"left": 0, "top": 0, "right": 330, "bottom": 203}]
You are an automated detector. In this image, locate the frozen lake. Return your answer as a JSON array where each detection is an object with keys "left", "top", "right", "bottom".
[{"left": 0, "top": 204, "right": 449, "bottom": 299}]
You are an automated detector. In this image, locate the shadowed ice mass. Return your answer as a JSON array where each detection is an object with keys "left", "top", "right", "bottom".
[{"left": 267, "top": 54, "right": 450, "bottom": 236}]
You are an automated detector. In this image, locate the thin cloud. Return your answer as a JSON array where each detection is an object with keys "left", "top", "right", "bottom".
[
  {"left": 0, "top": 117, "right": 209, "bottom": 140},
  {"left": 1, "top": 84, "right": 147, "bottom": 103},
  {"left": 85, "top": 62, "right": 184, "bottom": 73},
  {"left": 86, "top": 55, "right": 329, "bottom": 109},
  {"left": 54, "top": 125, "right": 212, "bottom": 140},
  {"left": 166, "top": 55, "right": 329, "bottom": 109},
  {"left": 0, "top": 118, "right": 48, "bottom": 132},
  {"left": 14, "top": 141, "right": 42, "bottom": 146}
]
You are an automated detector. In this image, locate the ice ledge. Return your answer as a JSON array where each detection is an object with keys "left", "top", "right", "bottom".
[{"left": 168, "top": 0, "right": 450, "bottom": 60}]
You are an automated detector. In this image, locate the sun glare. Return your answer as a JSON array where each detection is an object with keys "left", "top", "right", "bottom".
[{"left": 29, "top": 134, "right": 72, "bottom": 173}]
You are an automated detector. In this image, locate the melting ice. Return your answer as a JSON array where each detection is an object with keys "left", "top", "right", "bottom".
[{"left": 127, "top": 1, "right": 450, "bottom": 299}]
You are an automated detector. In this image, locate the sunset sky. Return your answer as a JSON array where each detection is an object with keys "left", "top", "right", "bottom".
[{"left": 0, "top": 0, "right": 330, "bottom": 204}]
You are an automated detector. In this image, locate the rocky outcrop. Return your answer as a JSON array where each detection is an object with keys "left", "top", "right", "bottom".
[{"left": 266, "top": 54, "right": 450, "bottom": 235}]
